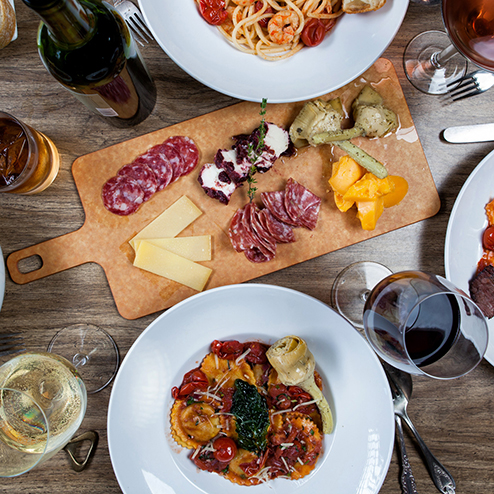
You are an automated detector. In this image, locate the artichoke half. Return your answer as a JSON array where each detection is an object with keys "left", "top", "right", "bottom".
[
  {"left": 266, "top": 336, "right": 334, "bottom": 434},
  {"left": 289, "top": 86, "right": 397, "bottom": 179}
]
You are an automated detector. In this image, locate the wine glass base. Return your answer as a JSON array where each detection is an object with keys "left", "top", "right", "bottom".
[
  {"left": 403, "top": 30, "right": 468, "bottom": 94},
  {"left": 48, "top": 324, "right": 119, "bottom": 394},
  {"left": 331, "top": 261, "right": 392, "bottom": 330}
]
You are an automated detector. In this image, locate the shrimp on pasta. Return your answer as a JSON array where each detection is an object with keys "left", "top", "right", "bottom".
[{"left": 194, "top": 0, "right": 344, "bottom": 60}]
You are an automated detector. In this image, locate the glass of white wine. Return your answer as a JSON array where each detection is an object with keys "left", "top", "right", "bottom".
[{"left": 0, "top": 352, "right": 87, "bottom": 477}]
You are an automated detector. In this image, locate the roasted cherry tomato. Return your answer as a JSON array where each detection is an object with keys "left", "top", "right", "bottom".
[
  {"left": 211, "top": 340, "right": 244, "bottom": 360},
  {"left": 182, "top": 368, "right": 208, "bottom": 385},
  {"left": 244, "top": 341, "right": 268, "bottom": 364},
  {"left": 301, "top": 17, "right": 336, "bottom": 47},
  {"left": 213, "top": 437, "right": 237, "bottom": 462},
  {"left": 172, "top": 368, "right": 209, "bottom": 398},
  {"left": 254, "top": 1, "right": 273, "bottom": 28},
  {"left": 483, "top": 225, "right": 494, "bottom": 251},
  {"left": 177, "top": 381, "right": 208, "bottom": 397},
  {"left": 301, "top": 18, "right": 326, "bottom": 47},
  {"left": 198, "top": 0, "right": 228, "bottom": 25}
]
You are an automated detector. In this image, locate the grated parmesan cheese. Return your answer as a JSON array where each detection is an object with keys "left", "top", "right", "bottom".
[{"left": 235, "top": 347, "right": 251, "bottom": 366}]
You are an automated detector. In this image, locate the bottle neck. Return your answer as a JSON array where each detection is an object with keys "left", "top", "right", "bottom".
[{"left": 23, "top": 0, "right": 95, "bottom": 46}]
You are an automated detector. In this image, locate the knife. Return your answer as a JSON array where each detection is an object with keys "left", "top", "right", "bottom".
[{"left": 442, "top": 123, "right": 494, "bottom": 143}]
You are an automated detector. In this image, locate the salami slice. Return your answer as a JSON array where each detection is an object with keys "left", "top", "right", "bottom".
[
  {"left": 259, "top": 208, "right": 295, "bottom": 244},
  {"left": 134, "top": 148, "right": 173, "bottom": 191},
  {"left": 102, "top": 175, "right": 145, "bottom": 216},
  {"left": 261, "top": 190, "right": 298, "bottom": 226},
  {"left": 284, "top": 178, "right": 321, "bottom": 230},
  {"left": 245, "top": 203, "right": 276, "bottom": 256},
  {"left": 244, "top": 246, "right": 274, "bottom": 263},
  {"left": 118, "top": 161, "right": 158, "bottom": 201},
  {"left": 228, "top": 208, "right": 256, "bottom": 253},
  {"left": 242, "top": 203, "right": 275, "bottom": 258},
  {"left": 162, "top": 136, "right": 199, "bottom": 180}
]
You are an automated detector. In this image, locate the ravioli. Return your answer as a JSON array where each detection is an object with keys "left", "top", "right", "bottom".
[{"left": 169, "top": 339, "right": 327, "bottom": 485}]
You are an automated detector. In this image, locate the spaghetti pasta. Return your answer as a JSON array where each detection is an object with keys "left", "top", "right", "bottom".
[{"left": 195, "top": 0, "right": 344, "bottom": 60}]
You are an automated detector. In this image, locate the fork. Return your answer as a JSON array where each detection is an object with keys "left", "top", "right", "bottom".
[
  {"left": 442, "top": 70, "right": 494, "bottom": 102},
  {"left": 113, "top": 0, "right": 153, "bottom": 46},
  {"left": 384, "top": 368, "right": 418, "bottom": 494},
  {"left": 386, "top": 366, "right": 456, "bottom": 494},
  {"left": 0, "top": 332, "right": 25, "bottom": 357}
]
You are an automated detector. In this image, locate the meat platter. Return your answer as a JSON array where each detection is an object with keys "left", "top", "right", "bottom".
[{"left": 6, "top": 59, "right": 440, "bottom": 320}]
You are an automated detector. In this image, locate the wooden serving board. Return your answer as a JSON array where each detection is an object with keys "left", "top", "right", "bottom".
[{"left": 7, "top": 59, "right": 440, "bottom": 320}]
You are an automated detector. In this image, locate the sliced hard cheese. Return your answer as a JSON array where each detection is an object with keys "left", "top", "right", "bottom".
[
  {"left": 134, "top": 241, "right": 212, "bottom": 292},
  {"left": 129, "top": 196, "right": 202, "bottom": 249},
  {"left": 133, "top": 236, "right": 211, "bottom": 262}
]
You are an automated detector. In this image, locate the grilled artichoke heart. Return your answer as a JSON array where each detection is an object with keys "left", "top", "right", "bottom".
[
  {"left": 266, "top": 335, "right": 334, "bottom": 434},
  {"left": 311, "top": 86, "right": 398, "bottom": 143},
  {"left": 289, "top": 98, "right": 344, "bottom": 148}
]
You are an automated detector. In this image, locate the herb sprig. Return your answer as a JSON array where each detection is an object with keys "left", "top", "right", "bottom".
[{"left": 247, "top": 98, "right": 268, "bottom": 202}]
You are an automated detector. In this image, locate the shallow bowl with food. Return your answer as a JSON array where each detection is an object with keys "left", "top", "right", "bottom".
[
  {"left": 108, "top": 284, "right": 394, "bottom": 494},
  {"left": 138, "top": 0, "right": 409, "bottom": 103}
]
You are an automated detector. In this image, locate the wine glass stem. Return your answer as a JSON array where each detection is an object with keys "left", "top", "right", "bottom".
[{"left": 433, "top": 43, "right": 460, "bottom": 68}]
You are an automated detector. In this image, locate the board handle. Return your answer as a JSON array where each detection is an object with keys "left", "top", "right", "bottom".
[{"left": 6, "top": 229, "right": 93, "bottom": 284}]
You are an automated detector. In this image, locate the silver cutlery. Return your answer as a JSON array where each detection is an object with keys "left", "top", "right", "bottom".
[
  {"left": 442, "top": 70, "right": 494, "bottom": 102},
  {"left": 384, "top": 363, "right": 456, "bottom": 494},
  {"left": 113, "top": 0, "right": 153, "bottom": 46},
  {"left": 0, "top": 332, "right": 25, "bottom": 357},
  {"left": 442, "top": 122, "right": 494, "bottom": 143},
  {"left": 384, "top": 366, "right": 418, "bottom": 494}
]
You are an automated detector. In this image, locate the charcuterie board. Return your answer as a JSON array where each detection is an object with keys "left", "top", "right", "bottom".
[{"left": 7, "top": 59, "right": 440, "bottom": 320}]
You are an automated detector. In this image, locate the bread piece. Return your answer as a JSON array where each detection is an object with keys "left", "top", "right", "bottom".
[
  {"left": 0, "top": 0, "right": 16, "bottom": 49},
  {"left": 342, "top": 0, "right": 386, "bottom": 14}
]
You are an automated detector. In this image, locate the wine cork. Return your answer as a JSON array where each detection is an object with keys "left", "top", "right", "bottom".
[{"left": 0, "top": 0, "right": 16, "bottom": 49}]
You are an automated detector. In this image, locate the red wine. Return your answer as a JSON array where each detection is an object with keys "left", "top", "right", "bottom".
[
  {"left": 404, "top": 294, "right": 460, "bottom": 367},
  {"left": 443, "top": 0, "right": 494, "bottom": 71}
]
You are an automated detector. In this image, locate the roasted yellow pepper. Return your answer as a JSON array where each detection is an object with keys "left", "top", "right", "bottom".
[{"left": 328, "top": 156, "right": 408, "bottom": 230}]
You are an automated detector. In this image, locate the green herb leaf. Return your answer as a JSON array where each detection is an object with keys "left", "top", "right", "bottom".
[
  {"left": 247, "top": 98, "right": 268, "bottom": 202},
  {"left": 231, "top": 379, "right": 269, "bottom": 453}
]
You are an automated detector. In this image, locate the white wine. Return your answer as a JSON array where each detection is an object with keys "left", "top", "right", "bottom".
[{"left": 0, "top": 352, "right": 86, "bottom": 455}]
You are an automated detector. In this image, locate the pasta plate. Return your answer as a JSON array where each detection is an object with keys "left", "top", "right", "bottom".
[
  {"left": 445, "top": 149, "right": 494, "bottom": 366},
  {"left": 108, "top": 284, "right": 394, "bottom": 494},
  {"left": 137, "top": 0, "right": 409, "bottom": 103}
]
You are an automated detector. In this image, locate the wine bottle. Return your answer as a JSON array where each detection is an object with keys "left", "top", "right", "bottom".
[{"left": 22, "top": 0, "right": 157, "bottom": 127}]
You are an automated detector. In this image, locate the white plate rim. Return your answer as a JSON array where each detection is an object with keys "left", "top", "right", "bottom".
[
  {"left": 444, "top": 148, "right": 494, "bottom": 366},
  {"left": 0, "top": 246, "right": 4, "bottom": 311},
  {"left": 137, "top": 0, "right": 410, "bottom": 103},
  {"left": 107, "top": 283, "right": 394, "bottom": 494}
]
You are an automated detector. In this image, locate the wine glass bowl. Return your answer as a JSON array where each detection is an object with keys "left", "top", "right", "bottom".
[
  {"left": 331, "top": 261, "right": 393, "bottom": 329},
  {"left": 363, "top": 271, "right": 488, "bottom": 379},
  {"left": 48, "top": 324, "right": 119, "bottom": 394},
  {"left": 0, "top": 352, "right": 87, "bottom": 476},
  {"left": 0, "top": 388, "right": 49, "bottom": 477},
  {"left": 443, "top": 0, "right": 494, "bottom": 73},
  {"left": 404, "top": 0, "right": 494, "bottom": 94}
]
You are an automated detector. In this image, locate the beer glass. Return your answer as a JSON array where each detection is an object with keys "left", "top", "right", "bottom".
[{"left": 0, "top": 112, "right": 60, "bottom": 194}]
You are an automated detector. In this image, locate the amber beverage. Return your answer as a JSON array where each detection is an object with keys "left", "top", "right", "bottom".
[
  {"left": 0, "top": 112, "right": 60, "bottom": 194},
  {"left": 443, "top": 0, "right": 494, "bottom": 72}
]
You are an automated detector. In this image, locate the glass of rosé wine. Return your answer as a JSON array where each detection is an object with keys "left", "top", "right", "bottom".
[{"left": 403, "top": 0, "right": 494, "bottom": 94}]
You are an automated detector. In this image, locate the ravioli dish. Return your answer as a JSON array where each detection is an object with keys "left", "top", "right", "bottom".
[{"left": 170, "top": 338, "right": 328, "bottom": 485}]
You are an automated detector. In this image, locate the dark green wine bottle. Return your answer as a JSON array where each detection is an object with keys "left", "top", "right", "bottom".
[{"left": 22, "top": 0, "right": 157, "bottom": 127}]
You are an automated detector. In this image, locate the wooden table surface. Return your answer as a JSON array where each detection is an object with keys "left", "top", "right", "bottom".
[{"left": 1, "top": 1, "right": 494, "bottom": 492}]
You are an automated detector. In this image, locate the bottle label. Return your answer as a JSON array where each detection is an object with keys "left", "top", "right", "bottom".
[{"left": 61, "top": 63, "right": 139, "bottom": 119}]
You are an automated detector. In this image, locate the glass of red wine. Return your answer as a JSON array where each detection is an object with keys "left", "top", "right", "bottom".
[
  {"left": 363, "top": 271, "right": 488, "bottom": 379},
  {"left": 403, "top": 0, "right": 494, "bottom": 94}
]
